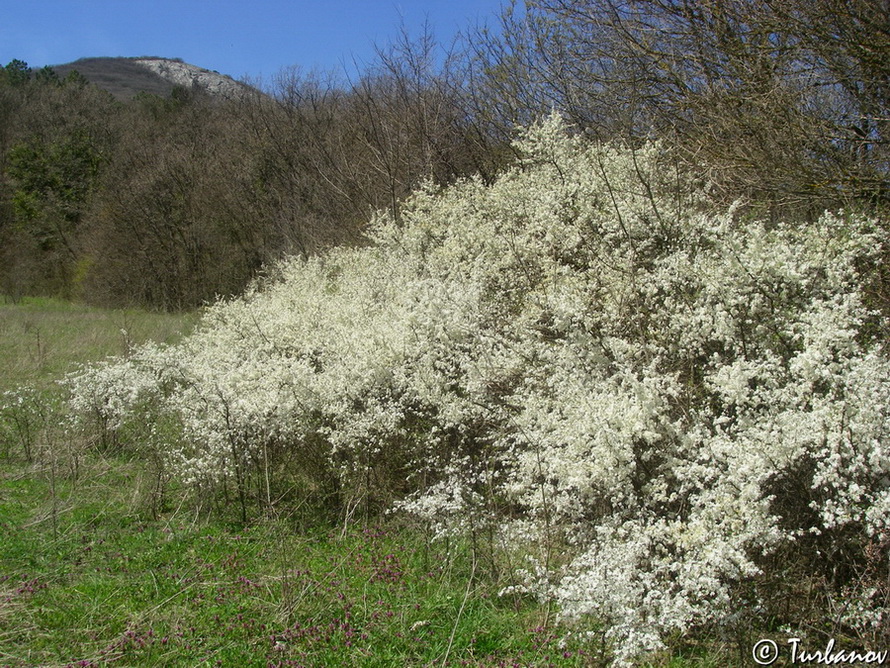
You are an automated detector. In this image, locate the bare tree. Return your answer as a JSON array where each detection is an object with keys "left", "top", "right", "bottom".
[{"left": 467, "top": 0, "right": 889, "bottom": 211}]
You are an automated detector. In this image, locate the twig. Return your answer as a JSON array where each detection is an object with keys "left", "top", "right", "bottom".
[{"left": 441, "top": 551, "right": 477, "bottom": 666}]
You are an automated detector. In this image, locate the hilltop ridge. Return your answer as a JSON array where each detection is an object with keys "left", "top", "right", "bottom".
[{"left": 51, "top": 56, "right": 254, "bottom": 100}]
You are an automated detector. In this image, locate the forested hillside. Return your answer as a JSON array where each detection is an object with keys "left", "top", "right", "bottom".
[
  {"left": 2, "top": 0, "right": 887, "bottom": 311},
  {"left": 0, "top": 43, "right": 496, "bottom": 310}
]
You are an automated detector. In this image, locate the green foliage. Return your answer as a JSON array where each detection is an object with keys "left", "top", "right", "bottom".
[
  {"left": 63, "top": 69, "right": 90, "bottom": 87},
  {"left": 7, "top": 129, "right": 102, "bottom": 240},
  {"left": 33, "top": 66, "right": 59, "bottom": 86},
  {"left": 2, "top": 59, "right": 31, "bottom": 87}
]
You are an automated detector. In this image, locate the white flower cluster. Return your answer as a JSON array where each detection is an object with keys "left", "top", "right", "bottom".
[
  {"left": 66, "top": 355, "right": 161, "bottom": 434},
  {"left": 66, "top": 114, "right": 889, "bottom": 662}
]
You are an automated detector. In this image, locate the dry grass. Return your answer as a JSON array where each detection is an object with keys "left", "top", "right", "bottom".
[{"left": 0, "top": 296, "right": 199, "bottom": 392}]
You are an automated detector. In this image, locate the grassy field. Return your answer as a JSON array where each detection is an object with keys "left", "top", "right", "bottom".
[
  {"left": 0, "top": 457, "right": 607, "bottom": 667},
  {"left": 0, "top": 296, "right": 199, "bottom": 392},
  {"left": 0, "top": 298, "right": 729, "bottom": 666}
]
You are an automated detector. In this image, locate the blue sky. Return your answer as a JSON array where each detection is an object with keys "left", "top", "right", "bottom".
[{"left": 1, "top": 0, "right": 505, "bottom": 84}]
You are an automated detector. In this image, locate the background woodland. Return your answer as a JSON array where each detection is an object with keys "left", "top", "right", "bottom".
[{"left": 2, "top": 0, "right": 887, "bottom": 311}]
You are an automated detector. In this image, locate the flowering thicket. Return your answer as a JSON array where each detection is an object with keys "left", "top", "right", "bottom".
[{"left": 66, "top": 114, "right": 889, "bottom": 662}]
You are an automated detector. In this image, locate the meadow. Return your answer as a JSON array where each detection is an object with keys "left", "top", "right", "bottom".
[
  {"left": 0, "top": 296, "right": 199, "bottom": 391},
  {"left": 0, "top": 462, "right": 601, "bottom": 666}
]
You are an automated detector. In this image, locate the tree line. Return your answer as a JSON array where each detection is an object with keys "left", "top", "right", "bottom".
[{"left": 2, "top": 0, "right": 887, "bottom": 311}]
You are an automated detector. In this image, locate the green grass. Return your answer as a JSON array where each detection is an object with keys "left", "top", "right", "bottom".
[
  {"left": 0, "top": 295, "right": 199, "bottom": 392},
  {"left": 0, "top": 457, "right": 600, "bottom": 667}
]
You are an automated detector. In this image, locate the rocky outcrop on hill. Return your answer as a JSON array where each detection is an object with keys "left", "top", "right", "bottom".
[
  {"left": 133, "top": 58, "right": 250, "bottom": 99},
  {"left": 52, "top": 57, "right": 255, "bottom": 100}
]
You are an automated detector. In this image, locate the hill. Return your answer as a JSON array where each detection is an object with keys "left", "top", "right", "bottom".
[{"left": 51, "top": 56, "right": 254, "bottom": 100}]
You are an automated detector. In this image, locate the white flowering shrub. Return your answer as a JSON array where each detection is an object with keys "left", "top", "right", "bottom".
[
  {"left": 66, "top": 114, "right": 890, "bottom": 662},
  {"left": 65, "top": 353, "right": 163, "bottom": 447}
]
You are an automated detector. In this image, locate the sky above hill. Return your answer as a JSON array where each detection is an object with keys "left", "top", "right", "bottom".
[{"left": 2, "top": 0, "right": 505, "bottom": 85}]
